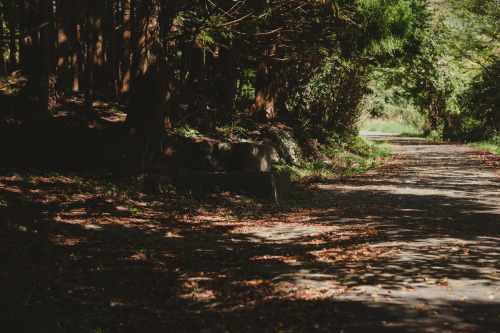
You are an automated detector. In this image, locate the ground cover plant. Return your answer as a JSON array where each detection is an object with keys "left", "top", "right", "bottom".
[{"left": 360, "top": 118, "right": 422, "bottom": 137}]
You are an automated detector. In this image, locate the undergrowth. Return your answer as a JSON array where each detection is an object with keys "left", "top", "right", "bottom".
[
  {"left": 468, "top": 136, "right": 500, "bottom": 155},
  {"left": 273, "top": 135, "right": 392, "bottom": 182},
  {"left": 360, "top": 118, "right": 422, "bottom": 137}
]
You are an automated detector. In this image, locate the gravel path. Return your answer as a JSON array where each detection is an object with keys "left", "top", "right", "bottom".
[{"left": 240, "top": 132, "right": 500, "bottom": 332}]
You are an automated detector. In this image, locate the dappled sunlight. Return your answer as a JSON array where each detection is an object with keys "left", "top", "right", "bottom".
[{"left": 1, "top": 134, "right": 499, "bottom": 332}]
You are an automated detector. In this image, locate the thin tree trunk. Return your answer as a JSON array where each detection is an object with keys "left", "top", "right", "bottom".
[
  {"left": 24, "top": 0, "right": 40, "bottom": 97},
  {"left": 187, "top": 44, "right": 210, "bottom": 131},
  {"left": 84, "top": 0, "right": 97, "bottom": 114},
  {"left": 120, "top": 0, "right": 132, "bottom": 94},
  {"left": 56, "top": 0, "right": 71, "bottom": 91},
  {"left": 23, "top": 0, "right": 50, "bottom": 114},
  {"left": 0, "top": 0, "right": 8, "bottom": 76},
  {"left": 8, "top": 21, "right": 17, "bottom": 69},
  {"left": 107, "top": 0, "right": 119, "bottom": 98},
  {"left": 38, "top": 0, "right": 51, "bottom": 114},
  {"left": 71, "top": 21, "right": 82, "bottom": 92},
  {"left": 47, "top": 0, "right": 55, "bottom": 73},
  {"left": 216, "top": 39, "right": 237, "bottom": 117},
  {"left": 93, "top": 1, "right": 105, "bottom": 87},
  {"left": 249, "top": 0, "right": 281, "bottom": 121},
  {"left": 19, "top": 0, "right": 29, "bottom": 76}
]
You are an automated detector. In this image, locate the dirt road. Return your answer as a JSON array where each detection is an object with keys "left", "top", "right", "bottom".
[
  {"left": 2, "top": 132, "right": 499, "bottom": 332},
  {"left": 241, "top": 132, "right": 500, "bottom": 332}
]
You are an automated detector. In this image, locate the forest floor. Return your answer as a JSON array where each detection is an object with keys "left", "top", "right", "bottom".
[{"left": 1, "top": 108, "right": 500, "bottom": 332}]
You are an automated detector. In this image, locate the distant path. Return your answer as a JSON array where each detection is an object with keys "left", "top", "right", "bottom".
[{"left": 241, "top": 132, "right": 500, "bottom": 332}]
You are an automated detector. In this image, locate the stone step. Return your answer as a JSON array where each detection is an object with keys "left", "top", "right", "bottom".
[{"left": 177, "top": 171, "right": 291, "bottom": 202}]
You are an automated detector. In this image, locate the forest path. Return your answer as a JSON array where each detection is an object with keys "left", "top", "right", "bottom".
[
  {"left": 2, "top": 131, "right": 499, "bottom": 332},
  {"left": 238, "top": 132, "right": 500, "bottom": 332}
]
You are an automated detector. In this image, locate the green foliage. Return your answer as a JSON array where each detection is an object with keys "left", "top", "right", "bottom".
[
  {"left": 289, "top": 59, "right": 367, "bottom": 136},
  {"left": 468, "top": 137, "right": 500, "bottom": 155},
  {"left": 355, "top": 0, "right": 430, "bottom": 56},
  {"left": 273, "top": 135, "right": 391, "bottom": 182},
  {"left": 361, "top": 118, "right": 423, "bottom": 137},
  {"left": 174, "top": 125, "right": 201, "bottom": 138},
  {"left": 388, "top": 0, "right": 500, "bottom": 142},
  {"left": 362, "top": 69, "right": 427, "bottom": 135},
  {"left": 450, "top": 60, "right": 500, "bottom": 141}
]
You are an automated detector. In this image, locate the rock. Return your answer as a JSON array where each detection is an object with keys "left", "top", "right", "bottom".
[
  {"left": 269, "top": 146, "right": 281, "bottom": 164},
  {"left": 199, "top": 141, "right": 214, "bottom": 155},
  {"left": 269, "top": 128, "right": 301, "bottom": 166}
]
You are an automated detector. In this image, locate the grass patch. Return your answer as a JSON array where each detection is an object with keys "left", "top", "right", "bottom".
[
  {"left": 274, "top": 136, "right": 392, "bottom": 182},
  {"left": 468, "top": 136, "right": 500, "bottom": 155},
  {"left": 360, "top": 118, "right": 422, "bottom": 137}
]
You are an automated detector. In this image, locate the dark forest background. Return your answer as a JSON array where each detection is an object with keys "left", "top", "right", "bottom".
[{"left": 0, "top": 0, "right": 498, "bottom": 171}]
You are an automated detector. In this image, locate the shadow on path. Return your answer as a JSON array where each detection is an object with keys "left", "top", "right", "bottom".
[{"left": 1, "top": 133, "right": 499, "bottom": 332}]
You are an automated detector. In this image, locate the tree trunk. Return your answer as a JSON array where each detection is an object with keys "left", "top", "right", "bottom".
[
  {"left": 22, "top": 0, "right": 51, "bottom": 113},
  {"left": 187, "top": 43, "right": 211, "bottom": 131},
  {"left": 120, "top": 0, "right": 132, "bottom": 94},
  {"left": 83, "top": 0, "right": 106, "bottom": 113},
  {"left": 8, "top": 21, "right": 17, "bottom": 69},
  {"left": 107, "top": 0, "right": 119, "bottom": 98},
  {"left": 93, "top": 1, "right": 106, "bottom": 88},
  {"left": 216, "top": 40, "right": 238, "bottom": 116},
  {"left": 251, "top": 40, "right": 287, "bottom": 121},
  {"left": 71, "top": 21, "right": 82, "bottom": 93},
  {"left": 126, "top": 0, "right": 174, "bottom": 136},
  {"left": 84, "top": 0, "right": 98, "bottom": 114},
  {"left": 249, "top": 0, "right": 284, "bottom": 122},
  {"left": 38, "top": 0, "right": 51, "bottom": 114},
  {"left": 19, "top": 1, "right": 30, "bottom": 77},
  {"left": 251, "top": 60, "right": 277, "bottom": 121},
  {"left": 55, "top": 0, "right": 71, "bottom": 91},
  {"left": 0, "top": 0, "right": 8, "bottom": 76}
]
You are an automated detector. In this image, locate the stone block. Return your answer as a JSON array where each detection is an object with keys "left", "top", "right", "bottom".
[
  {"left": 177, "top": 171, "right": 291, "bottom": 201},
  {"left": 230, "top": 142, "right": 272, "bottom": 172}
]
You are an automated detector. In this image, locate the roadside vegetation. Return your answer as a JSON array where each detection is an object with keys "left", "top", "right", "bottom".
[
  {"left": 274, "top": 135, "right": 392, "bottom": 182},
  {"left": 360, "top": 0, "right": 499, "bottom": 155}
]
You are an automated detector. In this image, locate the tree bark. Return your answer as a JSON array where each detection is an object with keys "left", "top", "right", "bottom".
[
  {"left": 71, "top": 20, "right": 82, "bottom": 93},
  {"left": 120, "top": 0, "right": 132, "bottom": 94},
  {"left": 0, "top": 0, "right": 8, "bottom": 76},
  {"left": 38, "top": 0, "right": 51, "bottom": 114},
  {"left": 83, "top": 0, "right": 97, "bottom": 114},
  {"left": 251, "top": 60, "right": 277, "bottom": 121},
  {"left": 55, "top": 0, "right": 71, "bottom": 91},
  {"left": 22, "top": 0, "right": 51, "bottom": 113},
  {"left": 212, "top": 39, "right": 237, "bottom": 118},
  {"left": 93, "top": 1, "right": 105, "bottom": 87},
  {"left": 8, "top": 21, "right": 17, "bottom": 69},
  {"left": 126, "top": 0, "right": 175, "bottom": 136},
  {"left": 19, "top": 0, "right": 30, "bottom": 77},
  {"left": 187, "top": 43, "right": 211, "bottom": 131},
  {"left": 107, "top": 0, "right": 119, "bottom": 98}
]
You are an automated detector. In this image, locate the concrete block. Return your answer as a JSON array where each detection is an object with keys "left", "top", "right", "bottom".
[
  {"left": 230, "top": 142, "right": 272, "bottom": 172},
  {"left": 177, "top": 171, "right": 291, "bottom": 201}
]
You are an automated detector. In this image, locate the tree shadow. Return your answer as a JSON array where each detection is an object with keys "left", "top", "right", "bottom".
[{"left": 1, "top": 138, "right": 499, "bottom": 332}]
